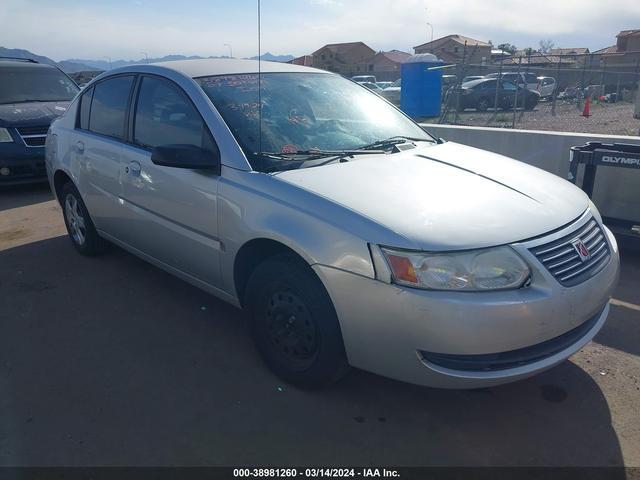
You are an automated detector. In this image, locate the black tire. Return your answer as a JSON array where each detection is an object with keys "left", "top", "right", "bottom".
[
  {"left": 500, "top": 96, "right": 513, "bottom": 110},
  {"left": 476, "top": 97, "right": 490, "bottom": 112},
  {"left": 524, "top": 98, "right": 538, "bottom": 111},
  {"left": 60, "top": 182, "right": 105, "bottom": 256},
  {"left": 245, "top": 253, "right": 350, "bottom": 388}
]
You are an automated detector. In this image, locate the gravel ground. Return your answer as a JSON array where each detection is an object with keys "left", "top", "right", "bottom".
[
  {"left": 1, "top": 184, "right": 639, "bottom": 467},
  {"left": 437, "top": 101, "right": 640, "bottom": 137}
]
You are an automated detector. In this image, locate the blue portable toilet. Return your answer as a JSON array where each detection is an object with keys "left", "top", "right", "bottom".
[{"left": 400, "top": 53, "right": 444, "bottom": 118}]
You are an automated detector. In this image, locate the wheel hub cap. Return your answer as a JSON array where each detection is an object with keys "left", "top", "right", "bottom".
[{"left": 65, "top": 194, "right": 86, "bottom": 246}]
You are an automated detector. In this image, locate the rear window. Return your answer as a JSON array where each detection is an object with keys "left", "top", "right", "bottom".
[
  {"left": 88, "top": 76, "right": 134, "bottom": 140},
  {"left": 525, "top": 73, "right": 538, "bottom": 84},
  {"left": 0, "top": 66, "right": 79, "bottom": 104}
]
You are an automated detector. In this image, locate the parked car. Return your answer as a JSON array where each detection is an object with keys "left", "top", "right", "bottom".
[
  {"left": 351, "top": 75, "right": 376, "bottom": 83},
  {"left": 442, "top": 74, "right": 458, "bottom": 97},
  {"left": 462, "top": 75, "right": 484, "bottom": 83},
  {"left": 376, "top": 81, "right": 393, "bottom": 90},
  {"left": 380, "top": 78, "right": 401, "bottom": 105},
  {"left": 558, "top": 86, "right": 580, "bottom": 100},
  {"left": 46, "top": 59, "right": 619, "bottom": 389},
  {"left": 359, "top": 81, "right": 384, "bottom": 93},
  {"left": 0, "top": 57, "right": 79, "bottom": 185},
  {"left": 448, "top": 78, "right": 540, "bottom": 111},
  {"left": 537, "top": 76, "right": 557, "bottom": 99},
  {"left": 486, "top": 71, "right": 539, "bottom": 91}
]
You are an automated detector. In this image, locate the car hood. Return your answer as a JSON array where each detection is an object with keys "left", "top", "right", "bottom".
[
  {"left": 274, "top": 142, "right": 589, "bottom": 250},
  {"left": 0, "top": 101, "right": 71, "bottom": 128}
]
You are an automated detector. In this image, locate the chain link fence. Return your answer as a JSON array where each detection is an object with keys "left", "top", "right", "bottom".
[{"left": 427, "top": 48, "right": 640, "bottom": 136}]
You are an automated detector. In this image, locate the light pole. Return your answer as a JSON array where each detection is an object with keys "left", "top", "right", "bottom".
[
  {"left": 103, "top": 56, "right": 112, "bottom": 70},
  {"left": 140, "top": 52, "right": 149, "bottom": 64},
  {"left": 224, "top": 43, "right": 233, "bottom": 58},
  {"left": 426, "top": 22, "right": 433, "bottom": 43}
]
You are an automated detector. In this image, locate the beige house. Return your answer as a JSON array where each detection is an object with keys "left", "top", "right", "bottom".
[
  {"left": 311, "top": 42, "right": 376, "bottom": 77},
  {"left": 592, "top": 30, "right": 640, "bottom": 75},
  {"left": 413, "top": 35, "right": 491, "bottom": 65},
  {"left": 289, "top": 55, "right": 313, "bottom": 67},
  {"left": 354, "top": 50, "right": 411, "bottom": 81}
]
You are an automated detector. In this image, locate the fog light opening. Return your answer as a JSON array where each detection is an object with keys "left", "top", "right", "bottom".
[{"left": 0, "top": 167, "right": 11, "bottom": 176}]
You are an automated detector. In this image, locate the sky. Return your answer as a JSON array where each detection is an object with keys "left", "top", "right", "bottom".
[{"left": 1, "top": 0, "right": 639, "bottom": 61}]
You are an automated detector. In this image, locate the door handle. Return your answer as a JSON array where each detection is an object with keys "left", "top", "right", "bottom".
[
  {"left": 75, "top": 141, "right": 85, "bottom": 154},
  {"left": 127, "top": 161, "right": 141, "bottom": 176}
]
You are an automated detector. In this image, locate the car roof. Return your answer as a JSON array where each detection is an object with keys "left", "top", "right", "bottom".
[
  {"left": 149, "top": 58, "right": 324, "bottom": 78},
  {"left": 0, "top": 59, "right": 58, "bottom": 70}
]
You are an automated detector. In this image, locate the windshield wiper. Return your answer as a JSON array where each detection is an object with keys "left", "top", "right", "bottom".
[
  {"left": 356, "top": 135, "right": 434, "bottom": 151},
  {"left": 259, "top": 149, "right": 383, "bottom": 159},
  {"left": 257, "top": 149, "right": 385, "bottom": 173}
]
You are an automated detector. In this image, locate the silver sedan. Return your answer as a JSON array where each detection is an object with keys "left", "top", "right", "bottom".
[{"left": 45, "top": 59, "right": 619, "bottom": 388}]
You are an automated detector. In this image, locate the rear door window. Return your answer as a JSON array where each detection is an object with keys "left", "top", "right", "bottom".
[
  {"left": 88, "top": 76, "right": 135, "bottom": 140},
  {"left": 476, "top": 80, "right": 495, "bottom": 90}
]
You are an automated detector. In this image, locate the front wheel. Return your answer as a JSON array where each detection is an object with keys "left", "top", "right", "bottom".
[
  {"left": 245, "top": 253, "right": 350, "bottom": 388},
  {"left": 525, "top": 97, "right": 538, "bottom": 111},
  {"left": 476, "top": 97, "right": 490, "bottom": 112}
]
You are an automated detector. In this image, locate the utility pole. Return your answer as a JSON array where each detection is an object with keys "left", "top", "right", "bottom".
[
  {"left": 140, "top": 52, "right": 149, "bottom": 64},
  {"left": 103, "top": 56, "right": 112, "bottom": 70},
  {"left": 224, "top": 43, "right": 233, "bottom": 58},
  {"left": 424, "top": 8, "right": 433, "bottom": 43}
]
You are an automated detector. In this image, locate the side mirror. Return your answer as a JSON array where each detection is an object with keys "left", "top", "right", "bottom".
[{"left": 151, "top": 144, "right": 221, "bottom": 173}]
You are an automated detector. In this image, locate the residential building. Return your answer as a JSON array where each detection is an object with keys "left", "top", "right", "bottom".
[
  {"left": 491, "top": 49, "right": 511, "bottom": 63},
  {"left": 413, "top": 35, "right": 491, "bottom": 65},
  {"left": 549, "top": 48, "right": 589, "bottom": 59},
  {"left": 311, "top": 42, "right": 376, "bottom": 77},
  {"left": 289, "top": 55, "right": 313, "bottom": 67},
  {"left": 354, "top": 50, "right": 411, "bottom": 81},
  {"left": 592, "top": 30, "right": 640, "bottom": 80}
]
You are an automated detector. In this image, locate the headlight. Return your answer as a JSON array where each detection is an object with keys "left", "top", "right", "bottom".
[
  {"left": 0, "top": 128, "right": 14, "bottom": 143},
  {"left": 588, "top": 200, "right": 603, "bottom": 224},
  {"left": 381, "top": 246, "right": 530, "bottom": 291}
]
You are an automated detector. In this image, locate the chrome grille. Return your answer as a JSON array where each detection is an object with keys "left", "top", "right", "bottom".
[
  {"left": 16, "top": 125, "right": 48, "bottom": 147},
  {"left": 530, "top": 217, "right": 610, "bottom": 287}
]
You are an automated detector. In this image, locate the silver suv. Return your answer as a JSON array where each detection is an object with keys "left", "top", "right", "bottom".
[{"left": 46, "top": 59, "right": 619, "bottom": 389}]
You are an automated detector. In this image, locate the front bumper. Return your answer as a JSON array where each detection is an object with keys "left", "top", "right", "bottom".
[
  {"left": 0, "top": 144, "right": 47, "bottom": 186},
  {"left": 313, "top": 218, "right": 620, "bottom": 389}
]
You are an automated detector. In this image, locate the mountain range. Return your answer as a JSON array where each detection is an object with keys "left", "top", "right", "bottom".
[
  {"left": 0, "top": 47, "right": 98, "bottom": 73},
  {"left": 1, "top": 47, "right": 295, "bottom": 73}
]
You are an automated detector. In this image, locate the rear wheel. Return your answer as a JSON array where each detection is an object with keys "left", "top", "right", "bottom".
[
  {"left": 60, "top": 182, "right": 105, "bottom": 256},
  {"left": 245, "top": 253, "right": 350, "bottom": 388}
]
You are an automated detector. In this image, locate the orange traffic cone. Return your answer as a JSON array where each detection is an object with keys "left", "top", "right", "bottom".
[{"left": 582, "top": 96, "right": 591, "bottom": 117}]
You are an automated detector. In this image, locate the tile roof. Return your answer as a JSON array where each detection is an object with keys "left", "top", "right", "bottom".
[{"left": 414, "top": 34, "right": 490, "bottom": 50}]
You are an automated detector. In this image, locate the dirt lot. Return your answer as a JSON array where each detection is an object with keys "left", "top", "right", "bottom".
[
  {"left": 1, "top": 184, "right": 639, "bottom": 467},
  {"left": 437, "top": 101, "right": 640, "bottom": 137}
]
